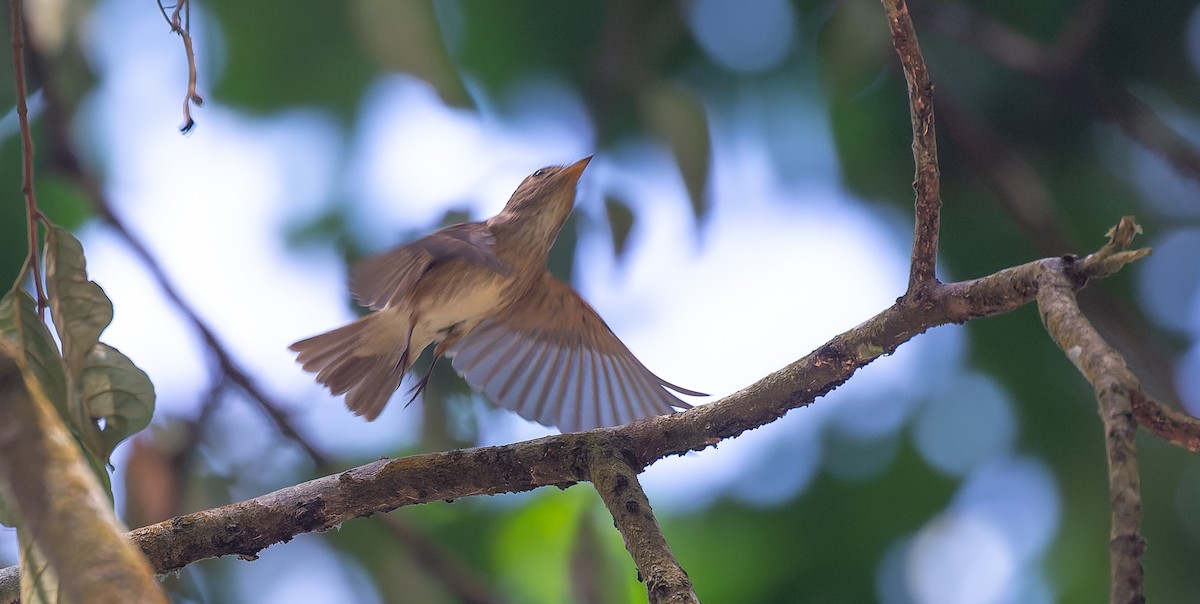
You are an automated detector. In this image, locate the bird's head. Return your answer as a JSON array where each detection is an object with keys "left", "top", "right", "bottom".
[{"left": 498, "top": 155, "right": 592, "bottom": 227}]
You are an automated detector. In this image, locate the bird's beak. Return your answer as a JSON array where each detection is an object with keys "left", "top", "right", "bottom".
[{"left": 561, "top": 155, "right": 592, "bottom": 184}]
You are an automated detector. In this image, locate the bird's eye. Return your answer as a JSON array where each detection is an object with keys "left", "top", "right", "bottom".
[{"left": 533, "top": 169, "right": 546, "bottom": 177}]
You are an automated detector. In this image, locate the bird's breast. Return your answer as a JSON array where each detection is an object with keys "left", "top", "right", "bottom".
[{"left": 410, "top": 267, "right": 516, "bottom": 346}]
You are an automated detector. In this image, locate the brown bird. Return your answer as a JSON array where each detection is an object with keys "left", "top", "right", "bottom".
[{"left": 290, "top": 156, "right": 703, "bottom": 432}]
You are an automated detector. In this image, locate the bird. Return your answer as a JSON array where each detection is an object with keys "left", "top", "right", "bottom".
[{"left": 290, "top": 156, "right": 704, "bottom": 432}]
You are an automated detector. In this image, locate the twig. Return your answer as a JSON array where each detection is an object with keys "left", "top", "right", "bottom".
[
  {"left": 9, "top": 0, "right": 49, "bottom": 316},
  {"left": 1080, "top": 217, "right": 1152, "bottom": 278},
  {"left": 589, "top": 450, "right": 696, "bottom": 604},
  {"left": 158, "top": 0, "right": 203, "bottom": 133},
  {"left": 1036, "top": 219, "right": 1149, "bottom": 603},
  {"left": 882, "top": 0, "right": 942, "bottom": 290},
  {"left": 1130, "top": 391, "right": 1200, "bottom": 452}
]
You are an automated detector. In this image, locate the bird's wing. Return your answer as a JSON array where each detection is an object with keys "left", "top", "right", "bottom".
[
  {"left": 351, "top": 222, "right": 510, "bottom": 310},
  {"left": 447, "top": 271, "right": 703, "bottom": 432}
]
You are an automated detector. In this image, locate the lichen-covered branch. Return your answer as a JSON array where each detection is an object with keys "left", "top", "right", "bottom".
[
  {"left": 589, "top": 449, "right": 696, "bottom": 604},
  {"left": 1036, "top": 219, "right": 1149, "bottom": 604},
  {"left": 0, "top": 567, "right": 14, "bottom": 603},
  {"left": 1130, "top": 392, "right": 1200, "bottom": 452},
  {"left": 0, "top": 218, "right": 1148, "bottom": 595},
  {"left": 882, "top": 0, "right": 942, "bottom": 289}
]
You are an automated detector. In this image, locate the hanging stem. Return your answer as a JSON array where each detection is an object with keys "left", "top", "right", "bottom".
[{"left": 9, "top": 0, "right": 50, "bottom": 316}]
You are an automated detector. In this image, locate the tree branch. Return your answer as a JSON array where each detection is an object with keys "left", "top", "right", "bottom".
[
  {"left": 589, "top": 449, "right": 696, "bottom": 604},
  {"left": 1130, "top": 391, "right": 1200, "bottom": 452},
  {"left": 0, "top": 567, "right": 14, "bottom": 603},
  {"left": 0, "top": 218, "right": 1149, "bottom": 591},
  {"left": 1036, "top": 218, "right": 1149, "bottom": 603},
  {"left": 882, "top": 0, "right": 942, "bottom": 290}
]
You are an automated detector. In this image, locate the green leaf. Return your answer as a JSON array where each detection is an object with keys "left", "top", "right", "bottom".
[
  {"left": 0, "top": 289, "right": 68, "bottom": 419},
  {"left": 73, "top": 343, "right": 155, "bottom": 463},
  {"left": 640, "top": 82, "right": 712, "bottom": 221},
  {"left": 349, "top": 0, "right": 471, "bottom": 107},
  {"left": 492, "top": 489, "right": 588, "bottom": 603},
  {"left": 36, "top": 176, "right": 94, "bottom": 231},
  {"left": 603, "top": 197, "right": 635, "bottom": 260},
  {"left": 44, "top": 227, "right": 113, "bottom": 373},
  {"left": 208, "top": 0, "right": 375, "bottom": 120}
]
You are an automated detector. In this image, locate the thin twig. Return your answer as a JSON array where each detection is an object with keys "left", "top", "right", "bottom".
[
  {"left": 159, "top": 0, "right": 203, "bottom": 133},
  {"left": 97, "top": 193, "right": 332, "bottom": 466},
  {"left": 1130, "top": 391, "right": 1200, "bottom": 452},
  {"left": 1036, "top": 221, "right": 1148, "bottom": 603},
  {"left": 9, "top": 0, "right": 49, "bottom": 316},
  {"left": 589, "top": 451, "right": 697, "bottom": 604},
  {"left": 882, "top": 0, "right": 942, "bottom": 290}
]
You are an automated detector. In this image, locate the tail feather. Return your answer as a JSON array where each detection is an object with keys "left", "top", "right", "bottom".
[{"left": 290, "top": 315, "right": 405, "bottom": 420}]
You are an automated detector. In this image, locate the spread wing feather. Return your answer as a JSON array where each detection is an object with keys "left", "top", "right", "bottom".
[{"left": 448, "top": 272, "right": 703, "bottom": 432}]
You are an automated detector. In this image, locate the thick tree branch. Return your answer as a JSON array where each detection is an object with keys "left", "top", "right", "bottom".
[
  {"left": 0, "top": 568, "right": 14, "bottom": 602},
  {"left": 0, "top": 220, "right": 1148, "bottom": 588},
  {"left": 0, "top": 349, "right": 166, "bottom": 603},
  {"left": 1036, "top": 218, "right": 1150, "bottom": 603},
  {"left": 882, "top": 0, "right": 942, "bottom": 290},
  {"left": 589, "top": 450, "right": 696, "bottom": 604}
]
